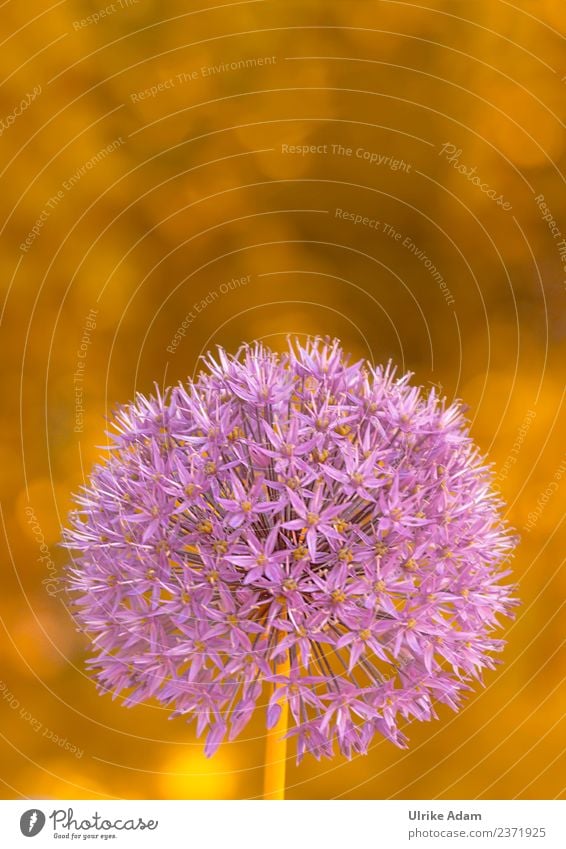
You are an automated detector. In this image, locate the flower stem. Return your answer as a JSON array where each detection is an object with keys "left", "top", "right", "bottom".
[{"left": 263, "top": 653, "right": 290, "bottom": 800}]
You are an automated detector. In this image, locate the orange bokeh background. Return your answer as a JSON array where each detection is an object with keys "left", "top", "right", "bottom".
[{"left": 0, "top": 0, "right": 564, "bottom": 800}]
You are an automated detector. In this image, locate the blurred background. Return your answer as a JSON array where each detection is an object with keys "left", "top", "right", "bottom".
[{"left": 0, "top": 0, "right": 564, "bottom": 800}]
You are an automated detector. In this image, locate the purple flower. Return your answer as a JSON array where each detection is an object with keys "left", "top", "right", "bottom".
[{"left": 63, "top": 338, "right": 518, "bottom": 760}]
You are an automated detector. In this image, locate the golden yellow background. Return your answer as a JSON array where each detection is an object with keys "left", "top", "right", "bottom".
[{"left": 0, "top": 0, "right": 564, "bottom": 800}]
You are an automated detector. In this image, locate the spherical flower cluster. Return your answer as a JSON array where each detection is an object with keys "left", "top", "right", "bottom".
[{"left": 64, "top": 338, "right": 518, "bottom": 760}]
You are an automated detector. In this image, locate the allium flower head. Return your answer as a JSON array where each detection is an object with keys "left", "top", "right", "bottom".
[{"left": 64, "top": 338, "right": 518, "bottom": 760}]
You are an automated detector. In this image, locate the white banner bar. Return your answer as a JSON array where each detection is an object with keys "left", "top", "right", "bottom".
[{"left": 2, "top": 800, "right": 564, "bottom": 848}]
